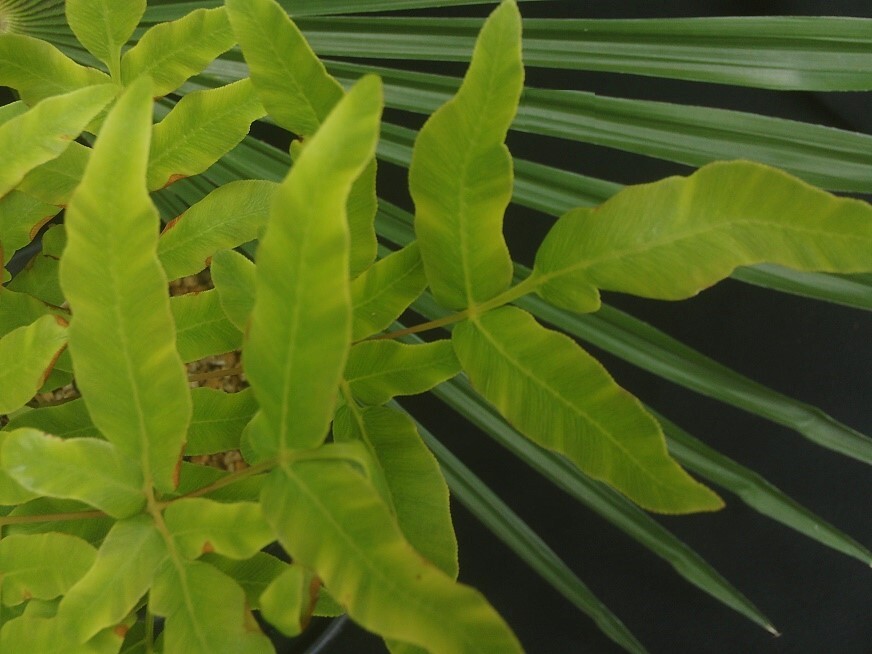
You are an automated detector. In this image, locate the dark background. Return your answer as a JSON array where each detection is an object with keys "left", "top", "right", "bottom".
[{"left": 319, "top": 1, "right": 872, "bottom": 653}]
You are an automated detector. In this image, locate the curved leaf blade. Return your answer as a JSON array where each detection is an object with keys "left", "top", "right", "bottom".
[
  {"left": 261, "top": 464, "right": 522, "bottom": 653},
  {"left": 187, "top": 387, "right": 257, "bottom": 456},
  {"left": 17, "top": 142, "right": 91, "bottom": 206},
  {"left": 0, "top": 315, "right": 67, "bottom": 415},
  {"left": 244, "top": 75, "right": 382, "bottom": 457},
  {"left": 534, "top": 161, "right": 872, "bottom": 313},
  {"left": 65, "top": 0, "right": 145, "bottom": 74},
  {"left": 2, "top": 429, "right": 145, "bottom": 518},
  {"left": 2, "top": 398, "right": 97, "bottom": 440},
  {"left": 59, "top": 77, "right": 192, "bottom": 493},
  {"left": 164, "top": 498, "right": 273, "bottom": 560},
  {"left": 211, "top": 249, "right": 257, "bottom": 331},
  {"left": 409, "top": 0, "right": 522, "bottom": 310},
  {"left": 453, "top": 306, "right": 723, "bottom": 514},
  {"left": 0, "top": 191, "right": 61, "bottom": 282},
  {"left": 259, "top": 564, "right": 317, "bottom": 637},
  {"left": 0, "top": 533, "right": 95, "bottom": 606},
  {"left": 0, "top": 84, "right": 115, "bottom": 198},
  {"left": 121, "top": 7, "right": 235, "bottom": 98},
  {"left": 170, "top": 289, "right": 242, "bottom": 363}
]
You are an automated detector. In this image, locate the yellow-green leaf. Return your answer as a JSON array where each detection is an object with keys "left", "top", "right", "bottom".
[
  {"left": 0, "top": 615, "right": 125, "bottom": 654},
  {"left": 164, "top": 498, "right": 273, "bottom": 560},
  {"left": 2, "top": 428, "right": 145, "bottom": 518},
  {"left": 453, "top": 306, "right": 724, "bottom": 514},
  {"left": 244, "top": 75, "right": 382, "bottom": 458},
  {"left": 17, "top": 142, "right": 90, "bottom": 206},
  {"left": 0, "top": 84, "right": 115, "bottom": 198},
  {"left": 0, "top": 191, "right": 60, "bottom": 282},
  {"left": 158, "top": 180, "right": 275, "bottom": 281},
  {"left": 147, "top": 79, "right": 265, "bottom": 190},
  {"left": 7, "top": 225, "right": 65, "bottom": 304},
  {"left": 2, "top": 398, "right": 98, "bottom": 440},
  {"left": 409, "top": 0, "right": 522, "bottom": 310},
  {"left": 65, "top": 0, "right": 145, "bottom": 77},
  {"left": 58, "top": 77, "right": 191, "bottom": 493},
  {"left": 262, "top": 464, "right": 521, "bottom": 653},
  {"left": 259, "top": 564, "right": 317, "bottom": 637},
  {"left": 121, "top": 7, "right": 236, "bottom": 98},
  {"left": 187, "top": 387, "right": 257, "bottom": 456},
  {"left": 170, "top": 289, "right": 242, "bottom": 363},
  {"left": 0, "top": 34, "right": 110, "bottom": 105},
  {"left": 0, "top": 315, "right": 67, "bottom": 415},
  {"left": 535, "top": 160, "right": 872, "bottom": 313},
  {"left": 211, "top": 249, "right": 256, "bottom": 331},
  {"left": 0, "top": 432, "right": 39, "bottom": 504}
]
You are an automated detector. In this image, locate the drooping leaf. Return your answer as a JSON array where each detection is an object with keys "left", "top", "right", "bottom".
[
  {"left": 150, "top": 558, "right": 273, "bottom": 653},
  {"left": 345, "top": 340, "right": 460, "bottom": 405},
  {"left": 244, "top": 75, "right": 382, "bottom": 458},
  {"left": 158, "top": 180, "right": 276, "bottom": 281},
  {"left": 0, "top": 34, "right": 110, "bottom": 105},
  {"left": 350, "top": 242, "right": 427, "bottom": 340},
  {"left": 187, "top": 387, "right": 257, "bottom": 456},
  {"left": 157, "top": 180, "right": 276, "bottom": 279},
  {"left": 65, "top": 0, "right": 145, "bottom": 76},
  {"left": 58, "top": 77, "right": 191, "bottom": 493},
  {"left": 17, "top": 142, "right": 91, "bottom": 206},
  {"left": 0, "top": 191, "right": 60, "bottom": 282},
  {"left": 452, "top": 306, "right": 723, "bottom": 514},
  {"left": 163, "top": 498, "right": 274, "bottom": 561},
  {"left": 2, "top": 398, "right": 97, "bottom": 440},
  {"left": 409, "top": 0, "right": 522, "bottom": 310},
  {"left": 1, "top": 428, "right": 145, "bottom": 518},
  {"left": 121, "top": 7, "right": 236, "bottom": 98},
  {"left": 227, "top": 0, "right": 378, "bottom": 275},
  {"left": 147, "top": 80, "right": 265, "bottom": 190},
  {"left": 57, "top": 516, "right": 167, "bottom": 643},
  {"left": 170, "top": 289, "right": 242, "bottom": 363},
  {"left": 258, "top": 564, "right": 318, "bottom": 637},
  {"left": 0, "top": 84, "right": 115, "bottom": 198},
  {"left": 211, "top": 249, "right": 256, "bottom": 331},
  {"left": 534, "top": 160, "right": 872, "bottom": 313},
  {"left": 334, "top": 405, "right": 458, "bottom": 577},
  {"left": 261, "top": 464, "right": 522, "bottom": 653},
  {"left": 0, "top": 314, "right": 68, "bottom": 415},
  {"left": 0, "top": 532, "right": 96, "bottom": 606}
]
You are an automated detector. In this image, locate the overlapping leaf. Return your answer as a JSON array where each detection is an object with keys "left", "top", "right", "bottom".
[
  {"left": 158, "top": 180, "right": 275, "bottom": 280},
  {"left": 262, "top": 464, "right": 522, "bottom": 653},
  {"left": 0, "top": 315, "right": 67, "bottom": 414},
  {"left": 244, "top": 75, "right": 382, "bottom": 457},
  {"left": 121, "top": 7, "right": 236, "bottom": 97},
  {"left": 163, "top": 498, "right": 273, "bottom": 560},
  {"left": 0, "top": 84, "right": 114, "bottom": 198},
  {"left": 147, "top": 79, "right": 265, "bottom": 190},
  {"left": 453, "top": 306, "right": 723, "bottom": 514},
  {"left": 58, "top": 77, "right": 191, "bottom": 493},
  {"left": 211, "top": 249, "right": 257, "bottom": 331},
  {"left": 0, "top": 615, "right": 126, "bottom": 654},
  {"left": 0, "top": 191, "right": 60, "bottom": 282},
  {"left": 17, "top": 142, "right": 91, "bottom": 206},
  {"left": 7, "top": 224, "right": 65, "bottom": 304},
  {"left": 0, "top": 34, "right": 110, "bottom": 104},
  {"left": 409, "top": 0, "right": 522, "bottom": 310},
  {"left": 258, "top": 564, "right": 317, "bottom": 637},
  {"left": 187, "top": 387, "right": 257, "bottom": 456},
  {"left": 2, "top": 398, "right": 97, "bottom": 440},
  {"left": 170, "top": 289, "right": 242, "bottom": 362},
  {"left": 534, "top": 161, "right": 872, "bottom": 313},
  {"left": 65, "top": 0, "right": 145, "bottom": 76}
]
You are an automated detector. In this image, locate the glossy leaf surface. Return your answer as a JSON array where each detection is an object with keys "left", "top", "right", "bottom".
[
  {"left": 453, "top": 306, "right": 723, "bottom": 514},
  {"left": 409, "top": 0, "right": 522, "bottom": 309},
  {"left": 2, "top": 429, "right": 145, "bottom": 518},
  {"left": 158, "top": 180, "right": 275, "bottom": 281},
  {"left": 535, "top": 161, "right": 872, "bottom": 313},
  {"left": 262, "top": 464, "right": 522, "bottom": 653},
  {"left": 121, "top": 7, "right": 236, "bottom": 97},
  {"left": 58, "top": 77, "right": 191, "bottom": 493},
  {"left": 345, "top": 340, "right": 460, "bottom": 405},
  {"left": 244, "top": 75, "right": 382, "bottom": 457},
  {"left": 147, "top": 79, "right": 265, "bottom": 190},
  {"left": 65, "top": 0, "right": 145, "bottom": 74},
  {"left": 0, "top": 315, "right": 67, "bottom": 414},
  {"left": 0, "top": 84, "right": 114, "bottom": 198}
]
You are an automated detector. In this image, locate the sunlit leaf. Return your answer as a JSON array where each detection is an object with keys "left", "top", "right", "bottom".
[
  {"left": 147, "top": 79, "right": 266, "bottom": 190},
  {"left": 0, "top": 532, "right": 96, "bottom": 606},
  {"left": 187, "top": 387, "right": 257, "bottom": 456},
  {"left": 534, "top": 161, "right": 872, "bottom": 313},
  {"left": 453, "top": 306, "right": 723, "bottom": 514},
  {"left": 158, "top": 180, "right": 275, "bottom": 281},
  {"left": 211, "top": 249, "right": 256, "bottom": 331},
  {"left": 0, "top": 614, "right": 125, "bottom": 654},
  {"left": 0, "top": 431, "right": 39, "bottom": 505},
  {"left": 244, "top": 75, "right": 382, "bottom": 458},
  {"left": 17, "top": 142, "right": 90, "bottom": 206},
  {"left": 164, "top": 498, "right": 273, "bottom": 560},
  {"left": 58, "top": 77, "right": 191, "bottom": 493},
  {"left": 150, "top": 558, "right": 273, "bottom": 653},
  {"left": 0, "top": 34, "right": 110, "bottom": 105},
  {"left": 202, "top": 551, "right": 288, "bottom": 610},
  {"left": 262, "top": 464, "right": 522, "bottom": 653},
  {"left": 170, "top": 289, "right": 242, "bottom": 362},
  {"left": 409, "top": 0, "right": 522, "bottom": 310},
  {"left": 2, "top": 428, "right": 145, "bottom": 518},
  {"left": 350, "top": 242, "right": 427, "bottom": 340},
  {"left": 259, "top": 564, "right": 317, "bottom": 637},
  {"left": 345, "top": 340, "right": 460, "bottom": 405},
  {"left": 0, "top": 314, "right": 67, "bottom": 415},
  {"left": 7, "top": 224, "right": 65, "bottom": 304},
  {"left": 65, "top": 0, "right": 145, "bottom": 75},
  {"left": 0, "top": 84, "right": 115, "bottom": 198},
  {"left": 57, "top": 516, "right": 167, "bottom": 643},
  {"left": 2, "top": 498, "right": 113, "bottom": 545},
  {"left": 121, "top": 7, "right": 235, "bottom": 98},
  {"left": 0, "top": 191, "right": 60, "bottom": 283},
  {"left": 2, "top": 398, "right": 98, "bottom": 440}
]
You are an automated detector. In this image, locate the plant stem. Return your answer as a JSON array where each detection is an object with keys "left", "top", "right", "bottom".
[{"left": 159, "top": 459, "right": 275, "bottom": 507}]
